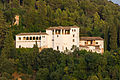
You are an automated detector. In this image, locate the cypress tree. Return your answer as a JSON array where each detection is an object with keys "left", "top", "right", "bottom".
[
  {"left": 104, "top": 22, "right": 109, "bottom": 51},
  {"left": 1, "top": 30, "right": 16, "bottom": 58},
  {"left": 0, "top": 9, "right": 8, "bottom": 51},
  {"left": 109, "top": 17, "right": 118, "bottom": 51},
  {"left": 33, "top": 41, "right": 39, "bottom": 54}
]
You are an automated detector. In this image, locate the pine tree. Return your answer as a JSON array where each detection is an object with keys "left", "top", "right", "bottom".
[{"left": 1, "top": 30, "right": 16, "bottom": 58}]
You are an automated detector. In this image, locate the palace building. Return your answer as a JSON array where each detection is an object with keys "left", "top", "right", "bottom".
[
  {"left": 16, "top": 26, "right": 104, "bottom": 54},
  {"left": 16, "top": 26, "right": 80, "bottom": 52},
  {"left": 79, "top": 37, "right": 104, "bottom": 54}
]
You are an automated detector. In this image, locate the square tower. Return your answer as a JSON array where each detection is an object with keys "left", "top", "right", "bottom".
[{"left": 46, "top": 26, "right": 79, "bottom": 52}]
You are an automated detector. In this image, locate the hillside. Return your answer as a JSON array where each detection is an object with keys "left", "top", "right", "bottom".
[
  {"left": 0, "top": 0, "right": 120, "bottom": 51},
  {"left": 0, "top": 0, "right": 120, "bottom": 79}
]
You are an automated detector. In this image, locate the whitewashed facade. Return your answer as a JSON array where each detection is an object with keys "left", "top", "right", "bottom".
[
  {"left": 79, "top": 37, "right": 104, "bottom": 54},
  {"left": 16, "top": 32, "right": 48, "bottom": 49},
  {"left": 16, "top": 26, "right": 104, "bottom": 54},
  {"left": 16, "top": 26, "right": 79, "bottom": 52}
]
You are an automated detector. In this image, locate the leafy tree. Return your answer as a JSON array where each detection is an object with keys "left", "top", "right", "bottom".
[
  {"left": 87, "top": 75, "right": 99, "bottom": 80},
  {"left": 36, "top": 68, "right": 49, "bottom": 80},
  {"left": 0, "top": 56, "right": 15, "bottom": 79}
]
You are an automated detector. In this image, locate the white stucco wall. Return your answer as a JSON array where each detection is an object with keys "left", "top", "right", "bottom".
[
  {"left": 16, "top": 35, "right": 48, "bottom": 48},
  {"left": 46, "top": 27, "right": 79, "bottom": 52},
  {"left": 79, "top": 39, "right": 104, "bottom": 54}
]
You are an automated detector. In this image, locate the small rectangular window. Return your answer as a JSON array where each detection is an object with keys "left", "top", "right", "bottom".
[
  {"left": 19, "top": 45, "right": 21, "bottom": 48},
  {"left": 57, "top": 46, "right": 59, "bottom": 50},
  {"left": 42, "top": 36, "right": 45, "bottom": 38},
  {"left": 73, "top": 34, "right": 75, "bottom": 37},
  {"left": 73, "top": 39, "right": 75, "bottom": 42}
]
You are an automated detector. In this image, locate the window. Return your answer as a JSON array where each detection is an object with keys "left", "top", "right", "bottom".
[
  {"left": 36, "top": 37, "right": 38, "bottom": 40},
  {"left": 30, "top": 37, "right": 32, "bottom": 40},
  {"left": 39, "top": 36, "right": 41, "bottom": 40},
  {"left": 73, "top": 34, "right": 75, "bottom": 37},
  {"left": 66, "top": 47, "right": 68, "bottom": 50},
  {"left": 19, "top": 37, "right": 21, "bottom": 40},
  {"left": 52, "top": 30, "right": 54, "bottom": 34},
  {"left": 26, "top": 37, "right": 29, "bottom": 40},
  {"left": 42, "top": 36, "right": 45, "bottom": 38},
  {"left": 33, "top": 37, "right": 35, "bottom": 40},
  {"left": 23, "top": 37, "right": 26, "bottom": 40},
  {"left": 19, "top": 45, "right": 21, "bottom": 48},
  {"left": 96, "top": 42, "right": 98, "bottom": 44},
  {"left": 57, "top": 46, "right": 59, "bottom": 50},
  {"left": 73, "top": 39, "right": 75, "bottom": 42},
  {"left": 72, "top": 29, "right": 74, "bottom": 32},
  {"left": 74, "top": 29, "right": 76, "bottom": 32}
]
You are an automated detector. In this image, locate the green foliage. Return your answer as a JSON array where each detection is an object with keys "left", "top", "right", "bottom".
[
  {"left": 87, "top": 75, "right": 99, "bottom": 80},
  {"left": 0, "top": 9, "right": 8, "bottom": 50},
  {"left": 1, "top": 30, "right": 16, "bottom": 58},
  {"left": 36, "top": 68, "right": 49, "bottom": 80},
  {"left": 1, "top": 47, "right": 120, "bottom": 80},
  {"left": 1, "top": 0, "right": 120, "bottom": 51},
  {"left": 1, "top": 0, "right": 120, "bottom": 79},
  {"left": 0, "top": 56, "right": 15, "bottom": 79}
]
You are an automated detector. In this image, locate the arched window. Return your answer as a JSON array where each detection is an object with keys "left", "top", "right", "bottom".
[
  {"left": 33, "top": 37, "right": 35, "bottom": 40},
  {"left": 36, "top": 37, "right": 38, "bottom": 40},
  {"left": 23, "top": 37, "right": 26, "bottom": 40},
  {"left": 19, "top": 37, "right": 21, "bottom": 40},
  {"left": 26, "top": 37, "right": 29, "bottom": 40},
  {"left": 39, "top": 36, "right": 41, "bottom": 40},
  {"left": 30, "top": 37, "right": 32, "bottom": 40}
]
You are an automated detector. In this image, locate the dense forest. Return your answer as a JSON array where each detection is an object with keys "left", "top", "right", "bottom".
[{"left": 0, "top": 0, "right": 120, "bottom": 80}]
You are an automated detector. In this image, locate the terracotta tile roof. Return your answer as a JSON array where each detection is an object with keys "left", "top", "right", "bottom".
[
  {"left": 17, "top": 32, "right": 48, "bottom": 36},
  {"left": 80, "top": 37, "right": 103, "bottom": 40},
  {"left": 46, "top": 26, "right": 79, "bottom": 30}
]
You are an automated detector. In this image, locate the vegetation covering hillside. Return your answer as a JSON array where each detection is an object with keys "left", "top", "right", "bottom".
[
  {"left": 1, "top": 47, "right": 120, "bottom": 80},
  {"left": 0, "top": 0, "right": 120, "bottom": 80}
]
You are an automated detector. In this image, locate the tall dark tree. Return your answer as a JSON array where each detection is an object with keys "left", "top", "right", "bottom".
[
  {"left": 1, "top": 30, "right": 16, "bottom": 58},
  {"left": 109, "top": 16, "right": 118, "bottom": 51},
  {"left": 104, "top": 22, "right": 109, "bottom": 51},
  {"left": 0, "top": 9, "right": 8, "bottom": 51}
]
